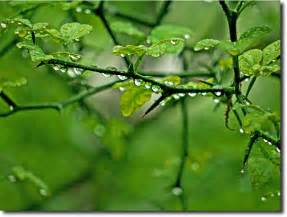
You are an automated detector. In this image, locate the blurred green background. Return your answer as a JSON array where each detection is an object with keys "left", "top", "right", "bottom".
[{"left": 0, "top": 0, "right": 281, "bottom": 211}]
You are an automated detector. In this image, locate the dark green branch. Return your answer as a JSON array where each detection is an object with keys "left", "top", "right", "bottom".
[{"left": 0, "top": 81, "right": 118, "bottom": 118}]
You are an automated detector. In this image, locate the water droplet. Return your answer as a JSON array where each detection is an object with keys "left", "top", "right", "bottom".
[
  {"left": 146, "top": 39, "right": 151, "bottom": 44},
  {"left": 103, "top": 73, "right": 111, "bottom": 78},
  {"left": 118, "top": 74, "right": 127, "bottom": 80},
  {"left": 170, "top": 40, "right": 176, "bottom": 45},
  {"left": 67, "top": 68, "right": 76, "bottom": 77},
  {"left": 263, "top": 139, "right": 268, "bottom": 143},
  {"left": 134, "top": 79, "right": 142, "bottom": 87},
  {"left": 239, "top": 128, "right": 244, "bottom": 134},
  {"left": 151, "top": 85, "right": 160, "bottom": 93},
  {"left": 14, "top": 31, "right": 19, "bottom": 35},
  {"left": 172, "top": 94, "right": 180, "bottom": 100},
  {"left": 75, "top": 7, "right": 82, "bottom": 13},
  {"left": 73, "top": 67, "right": 82, "bottom": 75},
  {"left": 94, "top": 125, "right": 105, "bottom": 136},
  {"left": 69, "top": 54, "right": 80, "bottom": 62},
  {"left": 178, "top": 93, "right": 185, "bottom": 97},
  {"left": 244, "top": 78, "right": 250, "bottom": 82},
  {"left": 172, "top": 187, "right": 183, "bottom": 196},
  {"left": 191, "top": 162, "right": 200, "bottom": 171},
  {"left": 213, "top": 99, "right": 220, "bottom": 104},
  {"left": 246, "top": 101, "right": 251, "bottom": 105},
  {"left": 240, "top": 169, "right": 245, "bottom": 174},
  {"left": 8, "top": 175, "right": 16, "bottom": 183},
  {"left": 270, "top": 193, "right": 275, "bottom": 197},
  {"left": 84, "top": 8, "right": 91, "bottom": 14},
  {"left": 201, "top": 92, "right": 207, "bottom": 96},
  {"left": 9, "top": 106, "right": 14, "bottom": 111},
  {"left": 120, "top": 54, "right": 125, "bottom": 58},
  {"left": 188, "top": 92, "right": 197, "bottom": 97},
  {"left": 204, "top": 47, "right": 209, "bottom": 50},
  {"left": 271, "top": 59, "right": 276, "bottom": 63},
  {"left": 52, "top": 64, "right": 61, "bottom": 71},
  {"left": 184, "top": 34, "right": 190, "bottom": 39},
  {"left": 276, "top": 147, "right": 280, "bottom": 153},
  {"left": 60, "top": 67, "right": 67, "bottom": 73},
  {"left": 39, "top": 189, "right": 48, "bottom": 197},
  {"left": 10, "top": 20, "right": 15, "bottom": 24},
  {"left": 106, "top": 66, "right": 117, "bottom": 71},
  {"left": 144, "top": 83, "right": 151, "bottom": 89},
  {"left": 160, "top": 101, "right": 166, "bottom": 106},
  {"left": 1, "top": 23, "right": 7, "bottom": 28},
  {"left": 215, "top": 91, "right": 221, "bottom": 96},
  {"left": 74, "top": 38, "right": 80, "bottom": 42},
  {"left": 277, "top": 191, "right": 281, "bottom": 196},
  {"left": 261, "top": 196, "right": 267, "bottom": 202},
  {"left": 164, "top": 81, "right": 174, "bottom": 86},
  {"left": 267, "top": 141, "right": 272, "bottom": 146},
  {"left": 119, "top": 87, "right": 125, "bottom": 92}
]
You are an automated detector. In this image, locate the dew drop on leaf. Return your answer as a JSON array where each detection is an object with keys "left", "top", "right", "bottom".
[
  {"left": 276, "top": 147, "right": 280, "bottom": 153},
  {"left": 188, "top": 92, "right": 196, "bottom": 97},
  {"left": 134, "top": 79, "right": 142, "bottom": 87},
  {"left": 204, "top": 47, "right": 209, "bottom": 50},
  {"left": 239, "top": 128, "right": 244, "bottom": 134},
  {"left": 184, "top": 34, "right": 190, "bottom": 40},
  {"left": 277, "top": 191, "right": 281, "bottom": 197},
  {"left": 178, "top": 93, "right": 185, "bottom": 97},
  {"left": 213, "top": 99, "right": 220, "bottom": 104},
  {"left": 172, "top": 94, "right": 180, "bottom": 100},
  {"left": 84, "top": 9, "right": 91, "bottom": 14},
  {"left": 170, "top": 40, "right": 176, "bottom": 45},
  {"left": 52, "top": 65, "right": 61, "bottom": 71},
  {"left": 75, "top": 7, "right": 82, "bottom": 13},
  {"left": 9, "top": 106, "right": 14, "bottom": 111},
  {"left": 172, "top": 187, "right": 183, "bottom": 196},
  {"left": 160, "top": 101, "right": 166, "bottom": 106},
  {"left": 1, "top": 23, "right": 7, "bottom": 28},
  {"left": 261, "top": 196, "right": 267, "bottom": 202},
  {"left": 240, "top": 169, "right": 245, "bottom": 174}
]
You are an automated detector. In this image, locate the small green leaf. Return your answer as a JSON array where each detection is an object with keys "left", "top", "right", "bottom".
[
  {"left": 111, "top": 21, "right": 145, "bottom": 39},
  {"left": 146, "top": 38, "right": 185, "bottom": 57},
  {"left": 17, "top": 41, "right": 53, "bottom": 62},
  {"left": 120, "top": 87, "right": 152, "bottom": 117},
  {"left": 0, "top": 77, "right": 27, "bottom": 92},
  {"left": 239, "top": 49, "right": 263, "bottom": 76},
  {"left": 113, "top": 45, "right": 147, "bottom": 56},
  {"left": 248, "top": 157, "right": 277, "bottom": 190},
  {"left": 60, "top": 22, "right": 92, "bottom": 43},
  {"left": 239, "top": 25, "right": 271, "bottom": 40},
  {"left": 148, "top": 24, "right": 192, "bottom": 43},
  {"left": 194, "top": 39, "right": 220, "bottom": 51},
  {"left": 262, "top": 40, "right": 280, "bottom": 65}
]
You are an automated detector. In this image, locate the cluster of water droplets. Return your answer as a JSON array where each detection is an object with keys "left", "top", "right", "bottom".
[
  {"left": 52, "top": 64, "right": 84, "bottom": 78},
  {"left": 0, "top": 22, "right": 7, "bottom": 29},
  {"left": 75, "top": 6, "right": 92, "bottom": 14},
  {"left": 260, "top": 191, "right": 281, "bottom": 203}
]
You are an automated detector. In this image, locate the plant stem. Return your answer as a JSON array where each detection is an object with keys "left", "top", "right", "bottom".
[{"left": 0, "top": 81, "right": 118, "bottom": 117}]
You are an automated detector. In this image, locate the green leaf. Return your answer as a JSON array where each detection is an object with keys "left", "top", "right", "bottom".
[
  {"left": 194, "top": 39, "right": 220, "bottom": 51},
  {"left": 120, "top": 87, "right": 152, "bottom": 117},
  {"left": 111, "top": 21, "right": 145, "bottom": 39},
  {"left": 239, "top": 25, "right": 271, "bottom": 40},
  {"left": 262, "top": 40, "right": 280, "bottom": 65},
  {"left": 161, "top": 75, "right": 181, "bottom": 85},
  {"left": 148, "top": 24, "right": 192, "bottom": 43},
  {"left": 239, "top": 49, "right": 263, "bottom": 76},
  {"left": 17, "top": 41, "right": 53, "bottom": 62},
  {"left": 242, "top": 111, "right": 276, "bottom": 134},
  {"left": 0, "top": 77, "right": 27, "bottom": 92},
  {"left": 146, "top": 38, "right": 185, "bottom": 57},
  {"left": 248, "top": 157, "right": 277, "bottom": 190},
  {"left": 60, "top": 22, "right": 93, "bottom": 43},
  {"left": 113, "top": 45, "right": 147, "bottom": 56}
]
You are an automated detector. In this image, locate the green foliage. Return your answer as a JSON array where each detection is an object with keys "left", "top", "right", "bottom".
[
  {"left": 239, "top": 40, "right": 280, "bottom": 76},
  {"left": 147, "top": 24, "right": 192, "bottom": 43},
  {"left": 0, "top": 77, "right": 27, "bottom": 92},
  {"left": 17, "top": 41, "right": 53, "bottom": 62},
  {"left": 59, "top": 22, "right": 93, "bottom": 43},
  {"left": 194, "top": 39, "right": 220, "bottom": 51},
  {"left": 111, "top": 21, "right": 145, "bottom": 39}
]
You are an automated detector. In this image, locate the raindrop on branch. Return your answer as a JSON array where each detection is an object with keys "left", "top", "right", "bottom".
[
  {"left": 172, "top": 94, "right": 180, "bottom": 100},
  {"left": 102, "top": 73, "right": 111, "bottom": 78},
  {"left": 184, "top": 34, "right": 190, "bottom": 40},
  {"left": 75, "top": 7, "right": 82, "bottom": 13},
  {"left": 261, "top": 196, "right": 267, "bottom": 202},
  {"left": 240, "top": 169, "right": 245, "bottom": 174},
  {"left": 239, "top": 128, "right": 244, "bottom": 134},
  {"left": 188, "top": 92, "right": 196, "bottom": 97},
  {"left": 39, "top": 189, "right": 48, "bottom": 197},
  {"left": 84, "top": 9, "right": 91, "bottom": 14},
  {"left": 0, "top": 23, "right": 7, "bottom": 28},
  {"left": 151, "top": 85, "right": 160, "bottom": 93},
  {"left": 134, "top": 79, "right": 142, "bottom": 87},
  {"left": 201, "top": 92, "right": 207, "bottom": 96},
  {"left": 178, "top": 93, "right": 185, "bottom": 97},
  {"left": 144, "top": 83, "right": 151, "bottom": 89},
  {"left": 118, "top": 75, "right": 127, "bottom": 80},
  {"left": 172, "top": 187, "right": 183, "bottom": 196},
  {"left": 215, "top": 91, "right": 222, "bottom": 96}
]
